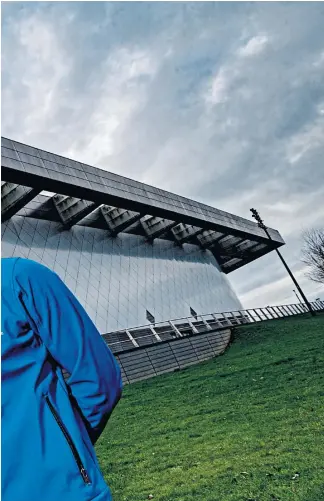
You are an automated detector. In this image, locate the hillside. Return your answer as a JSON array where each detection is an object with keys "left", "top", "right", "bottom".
[{"left": 96, "top": 314, "right": 324, "bottom": 501}]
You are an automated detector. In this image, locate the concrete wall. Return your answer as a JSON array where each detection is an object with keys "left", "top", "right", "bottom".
[{"left": 115, "top": 328, "right": 232, "bottom": 384}]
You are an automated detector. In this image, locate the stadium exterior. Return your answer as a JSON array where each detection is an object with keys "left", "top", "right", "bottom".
[{"left": 1, "top": 137, "right": 285, "bottom": 338}]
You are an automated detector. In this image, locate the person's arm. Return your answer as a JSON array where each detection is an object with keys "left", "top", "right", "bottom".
[{"left": 13, "top": 258, "right": 122, "bottom": 444}]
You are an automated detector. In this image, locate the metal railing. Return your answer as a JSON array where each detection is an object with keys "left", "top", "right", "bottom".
[{"left": 102, "top": 300, "right": 324, "bottom": 354}]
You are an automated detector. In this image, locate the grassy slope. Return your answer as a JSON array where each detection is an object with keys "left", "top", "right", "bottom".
[{"left": 96, "top": 314, "right": 324, "bottom": 501}]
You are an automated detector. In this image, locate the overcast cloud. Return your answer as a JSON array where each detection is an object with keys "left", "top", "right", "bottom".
[{"left": 2, "top": 2, "right": 324, "bottom": 307}]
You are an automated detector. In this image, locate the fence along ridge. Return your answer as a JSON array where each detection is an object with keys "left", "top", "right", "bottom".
[{"left": 103, "top": 300, "right": 324, "bottom": 353}]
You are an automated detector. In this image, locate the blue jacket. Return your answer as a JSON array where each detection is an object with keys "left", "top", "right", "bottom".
[{"left": 1, "top": 257, "right": 123, "bottom": 501}]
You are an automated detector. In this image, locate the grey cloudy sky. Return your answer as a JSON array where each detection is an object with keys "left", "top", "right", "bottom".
[{"left": 1, "top": 2, "right": 324, "bottom": 308}]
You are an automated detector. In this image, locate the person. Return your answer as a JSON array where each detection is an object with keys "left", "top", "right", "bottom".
[{"left": 1, "top": 257, "right": 123, "bottom": 501}]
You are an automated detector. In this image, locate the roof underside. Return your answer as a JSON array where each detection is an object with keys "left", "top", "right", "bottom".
[{"left": 1, "top": 137, "right": 285, "bottom": 273}]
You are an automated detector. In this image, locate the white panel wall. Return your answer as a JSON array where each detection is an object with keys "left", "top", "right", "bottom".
[{"left": 2, "top": 216, "right": 243, "bottom": 333}]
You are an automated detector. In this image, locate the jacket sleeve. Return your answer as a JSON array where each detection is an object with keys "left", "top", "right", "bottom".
[{"left": 13, "top": 258, "right": 123, "bottom": 444}]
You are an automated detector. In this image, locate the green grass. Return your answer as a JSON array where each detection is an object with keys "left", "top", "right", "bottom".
[{"left": 96, "top": 314, "right": 324, "bottom": 501}]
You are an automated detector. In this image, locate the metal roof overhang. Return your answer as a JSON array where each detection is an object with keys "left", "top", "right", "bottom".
[{"left": 1, "top": 137, "right": 285, "bottom": 273}]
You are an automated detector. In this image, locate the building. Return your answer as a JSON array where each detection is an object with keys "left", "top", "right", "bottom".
[{"left": 1, "top": 137, "right": 285, "bottom": 337}]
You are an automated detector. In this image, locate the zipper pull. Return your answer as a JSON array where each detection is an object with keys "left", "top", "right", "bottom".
[{"left": 80, "top": 468, "right": 91, "bottom": 485}]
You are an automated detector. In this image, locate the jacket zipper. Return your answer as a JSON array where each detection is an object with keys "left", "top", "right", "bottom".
[{"left": 45, "top": 396, "right": 91, "bottom": 485}]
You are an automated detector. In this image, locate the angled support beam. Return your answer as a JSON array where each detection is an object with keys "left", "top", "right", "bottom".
[
  {"left": 200, "top": 315, "right": 212, "bottom": 331},
  {"left": 221, "top": 312, "right": 232, "bottom": 326},
  {"left": 212, "top": 236, "right": 246, "bottom": 262},
  {"left": 101, "top": 205, "right": 142, "bottom": 236},
  {"left": 232, "top": 241, "right": 267, "bottom": 260},
  {"left": 211, "top": 314, "right": 224, "bottom": 328},
  {"left": 221, "top": 257, "right": 243, "bottom": 270},
  {"left": 141, "top": 215, "right": 177, "bottom": 240},
  {"left": 53, "top": 194, "right": 98, "bottom": 227},
  {"left": 125, "top": 329, "right": 139, "bottom": 348},
  {"left": 77, "top": 206, "right": 104, "bottom": 226},
  {"left": 171, "top": 223, "right": 203, "bottom": 244},
  {"left": 1, "top": 182, "right": 40, "bottom": 222},
  {"left": 249, "top": 243, "right": 268, "bottom": 253},
  {"left": 218, "top": 242, "right": 270, "bottom": 273},
  {"left": 235, "top": 239, "right": 255, "bottom": 251},
  {"left": 197, "top": 230, "right": 225, "bottom": 249},
  {"left": 187, "top": 319, "right": 199, "bottom": 334},
  {"left": 211, "top": 237, "right": 245, "bottom": 259},
  {"left": 236, "top": 240, "right": 262, "bottom": 253},
  {"left": 149, "top": 326, "right": 162, "bottom": 342},
  {"left": 169, "top": 320, "right": 182, "bottom": 338},
  {"left": 217, "top": 235, "right": 243, "bottom": 249}
]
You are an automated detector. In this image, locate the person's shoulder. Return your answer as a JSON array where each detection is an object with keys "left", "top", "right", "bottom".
[
  {"left": 7, "top": 257, "right": 53, "bottom": 280},
  {"left": 1, "top": 257, "right": 19, "bottom": 265},
  {"left": 1, "top": 257, "right": 20, "bottom": 279}
]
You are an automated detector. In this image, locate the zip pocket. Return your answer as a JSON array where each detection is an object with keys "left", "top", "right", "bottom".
[{"left": 45, "top": 395, "right": 91, "bottom": 485}]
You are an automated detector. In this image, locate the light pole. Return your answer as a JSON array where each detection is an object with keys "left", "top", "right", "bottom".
[
  {"left": 293, "top": 289, "right": 302, "bottom": 304},
  {"left": 250, "top": 208, "right": 315, "bottom": 317}
]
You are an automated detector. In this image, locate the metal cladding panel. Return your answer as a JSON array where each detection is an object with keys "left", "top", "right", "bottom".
[{"left": 2, "top": 217, "right": 244, "bottom": 334}]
